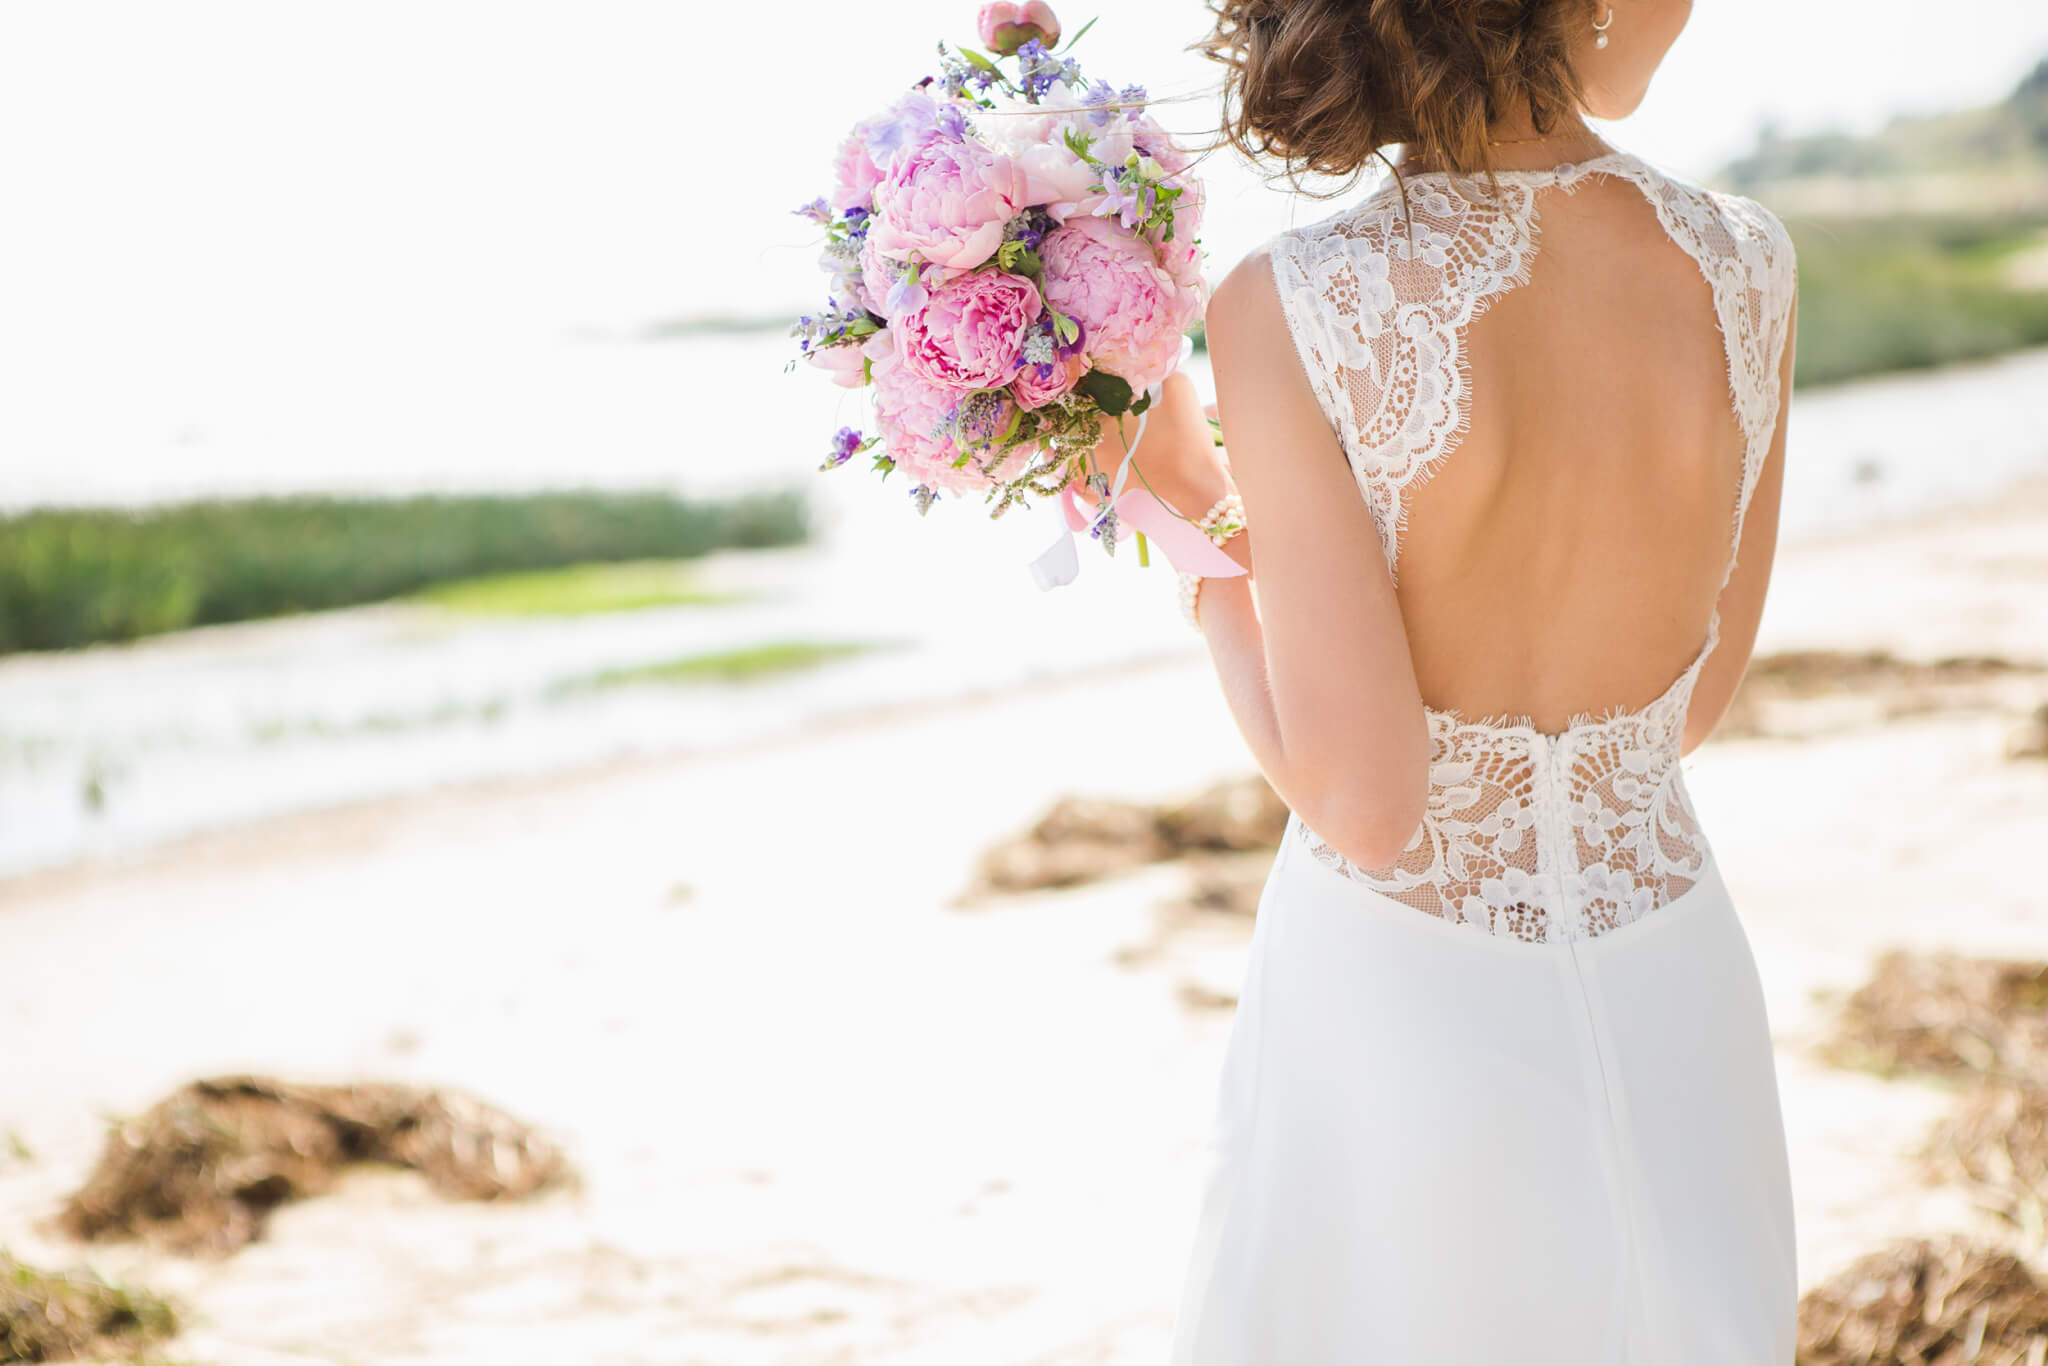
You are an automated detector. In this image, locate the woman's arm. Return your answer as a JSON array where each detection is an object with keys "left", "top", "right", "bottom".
[
  {"left": 1165, "top": 248, "right": 1430, "bottom": 866},
  {"left": 1682, "top": 286, "right": 1799, "bottom": 754}
]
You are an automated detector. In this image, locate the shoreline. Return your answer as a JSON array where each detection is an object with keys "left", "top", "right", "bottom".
[{"left": 7, "top": 466, "right": 2048, "bottom": 894}]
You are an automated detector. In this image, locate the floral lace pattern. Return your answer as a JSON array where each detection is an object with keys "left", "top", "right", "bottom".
[{"left": 1270, "top": 148, "right": 1798, "bottom": 944}]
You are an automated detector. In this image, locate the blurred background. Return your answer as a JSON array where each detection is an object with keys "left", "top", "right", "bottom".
[{"left": 2, "top": 2, "right": 2046, "bottom": 1362}]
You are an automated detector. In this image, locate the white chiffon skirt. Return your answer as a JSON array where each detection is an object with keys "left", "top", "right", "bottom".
[{"left": 1168, "top": 812, "right": 1798, "bottom": 1365}]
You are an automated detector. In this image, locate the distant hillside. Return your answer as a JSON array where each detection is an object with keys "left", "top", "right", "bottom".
[
  {"left": 1711, "top": 59, "right": 2048, "bottom": 387},
  {"left": 1715, "top": 57, "right": 2048, "bottom": 215}
]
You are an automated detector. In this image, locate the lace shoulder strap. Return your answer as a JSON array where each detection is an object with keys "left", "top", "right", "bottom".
[
  {"left": 1267, "top": 175, "right": 1545, "bottom": 580},
  {"left": 1613, "top": 166, "right": 1798, "bottom": 576}
]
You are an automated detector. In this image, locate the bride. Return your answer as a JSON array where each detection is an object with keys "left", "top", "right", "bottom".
[{"left": 1076, "top": 0, "right": 1802, "bottom": 1359}]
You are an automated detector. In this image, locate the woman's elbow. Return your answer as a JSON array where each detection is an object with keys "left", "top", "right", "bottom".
[{"left": 1296, "top": 760, "right": 1429, "bottom": 871}]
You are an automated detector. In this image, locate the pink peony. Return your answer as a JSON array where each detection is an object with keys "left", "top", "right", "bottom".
[
  {"left": 830, "top": 119, "right": 887, "bottom": 213},
  {"left": 1040, "top": 215, "right": 1200, "bottom": 394},
  {"left": 977, "top": 2, "right": 1060, "bottom": 55},
  {"left": 859, "top": 231, "right": 907, "bottom": 316},
  {"left": 897, "top": 269, "right": 1041, "bottom": 391},
  {"left": 866, "top": 136, "right": 1029, "bottom": 272},
  {"left": 863, "top": 330, "right": 985, "bottom": 493},
  {"left": 980, "top": 87, "right": 1131, "bottom": 219},
  {"left": 1012, "top": 353, "right": 1086, "bottom": 409},
  {"left": 806, "top": 340, "right": 866, "bottom": 389}
]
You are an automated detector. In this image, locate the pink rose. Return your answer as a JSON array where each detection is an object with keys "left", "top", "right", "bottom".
[
  {"left": 866, "top": 136, "right": 1029, "bottom": 272},
  {"left": 1012, "top": 353, "right": 1086, "bottom": 409},
  {"left": 977, "top": 1, "right": 1060, "bottom": 55},
  {"left": 1040, "top": 215, "right": 1200, "bottom": 394},
  {"left": 897, "top": 269, "right": 1041, "bottom": 391},
  {"left": 864, "top": 330, "right": 986, "bottom": 493}
]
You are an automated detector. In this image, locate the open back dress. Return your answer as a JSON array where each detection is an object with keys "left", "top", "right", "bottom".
[{"left": 1167, "top": 144, "right": 1801, "bottom": 1364}]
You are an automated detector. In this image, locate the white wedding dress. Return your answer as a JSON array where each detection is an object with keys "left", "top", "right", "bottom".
[{"left": 1168, "top": 146, "right": 1801, "bottom": 1364}]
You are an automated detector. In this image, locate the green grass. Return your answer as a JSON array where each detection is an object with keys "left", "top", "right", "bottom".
[
  {"left": 571, "top": 639, "right": 886, "bottom": 690},
  {"left": 1785, "top": 212, "right": 2048, "bottom": 388},
  {"left": 408, "top": 559, "right": 748, "bottom": 617},
  {"left": 0, "top": 489, "right": 808, "bottom": 654}
]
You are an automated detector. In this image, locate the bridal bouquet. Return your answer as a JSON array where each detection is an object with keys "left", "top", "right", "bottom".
[{"left": 791, "top": 4, "right": 1238, "bottom": 586}]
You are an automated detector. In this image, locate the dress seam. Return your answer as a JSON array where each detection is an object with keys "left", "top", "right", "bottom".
[{"left": 1565, "top": 938, "right": 1662, "bottom": 1363}]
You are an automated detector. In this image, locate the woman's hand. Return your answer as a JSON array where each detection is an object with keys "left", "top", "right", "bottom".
[{"left": 1064, "top": 369, "right": 1230, "bottom": 520}]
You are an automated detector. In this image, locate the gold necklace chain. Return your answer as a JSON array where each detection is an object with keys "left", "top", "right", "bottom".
[
  {"left": 1486, "top": 128, "right": 1598, "bottom": 147},
  {"left": 1396, "top": 128, "right": 1606, "bottom": 176}
]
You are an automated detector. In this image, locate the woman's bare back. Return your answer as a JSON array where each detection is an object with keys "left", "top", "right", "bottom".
[{"left": 1398, "top": 170, "right": 1750, "bottom": 732}]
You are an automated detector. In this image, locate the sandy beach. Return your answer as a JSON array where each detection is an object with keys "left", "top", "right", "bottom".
[{"left": 3, "top": 480, "right": 2048, "bottom": 1364}]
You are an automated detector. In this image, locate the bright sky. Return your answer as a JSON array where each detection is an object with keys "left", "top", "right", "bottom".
[{"left": 0, "top": 0, "right": 2040, "bottom": 504}]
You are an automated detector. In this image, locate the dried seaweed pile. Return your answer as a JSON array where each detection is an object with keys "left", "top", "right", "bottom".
[
  {"left": 1930, "top": 1084, "right": 2048, "bottom": 1244},
  {"left": 0, "top": 1253, "right": 177, "bottom": 1364},
  {"left": 971, "top": 775, "right": 1288, "bottom": 895},
  {"left": 1803, "top": 949, "right": 2048, "bottom": 1359},
  {"left": 1798, "top": 1237, "right": 2048, "bottom": 1366},
  {"left": 1717, "top": 649, "right": 2044, "bottom": 741},
  {"left": 58, "top": 1075, "right": 569, "bottom": 1257},
  {"left": 1817, "top": 950, "right": 2048, "bottom": 1084}
]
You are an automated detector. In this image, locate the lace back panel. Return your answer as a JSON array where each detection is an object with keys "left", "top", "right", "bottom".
[{"left": 1270, "top": 147, "right": 1798, "bottom": 945}]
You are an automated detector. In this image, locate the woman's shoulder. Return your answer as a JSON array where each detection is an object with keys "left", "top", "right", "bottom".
[{"left": 1633, "top": 155, "right": 1798, "bottom": 283}]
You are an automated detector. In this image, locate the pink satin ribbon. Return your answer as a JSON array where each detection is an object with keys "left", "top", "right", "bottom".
[
  {"left": 1027, "top": 384, "right": 1249, "bottom": 590},
  {"left": 1057, "top": 480, "right": 1247, "bottom": 576}
]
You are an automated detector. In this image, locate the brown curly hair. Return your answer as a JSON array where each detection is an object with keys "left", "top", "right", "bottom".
[{"left": 1199, "top": 0, "right": 1598, "bottom": 193}]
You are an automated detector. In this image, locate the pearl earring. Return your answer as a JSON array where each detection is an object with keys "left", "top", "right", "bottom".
[{"left": 1592, "top": 3, "right": 1613, "bottom": 48}]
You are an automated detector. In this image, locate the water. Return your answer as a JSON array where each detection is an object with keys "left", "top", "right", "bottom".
[{"left": 2, "top": 343, "right": 2045, "bottom": 879}]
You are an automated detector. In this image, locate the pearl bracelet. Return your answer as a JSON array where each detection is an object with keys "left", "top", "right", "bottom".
[
  {"left": 1177, "top": 570, "right": 1205, "bottom": 631},
  {"left": 1196, "top": 490, "right": 1246, "bottom": 546}
]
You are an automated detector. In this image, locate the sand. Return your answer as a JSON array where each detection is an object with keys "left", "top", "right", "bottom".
[{"left": 2, "top": 483, "right": 2046, "bottom": 1364}]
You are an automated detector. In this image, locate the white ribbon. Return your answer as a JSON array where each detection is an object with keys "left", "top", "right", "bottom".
[{"left": 1028, "top": 409, "right": 1148, "bottom": 591}]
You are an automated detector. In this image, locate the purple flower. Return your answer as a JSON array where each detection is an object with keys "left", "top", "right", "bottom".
[
  {"left": 1120, "top": 83, "right": 1148, "bottom": 112},
  {"left": 934, "top": 101, "right": 968, "bottom": 141},
  {"left": 1092, "top": 167, "right": 1142, "bottom": 229},
  {"left": 1054, "top": 317, "right": 1086, "bottom": 359},
  {"left": 864, "top": 90, "right": 943, "bottom": 165},
  {"left": 793, "top": 197, "right": 833, "bottom": 226},
  {"left": 1084, "top": 80, "right": 1116, "bottom": 126},
  {"left": 1016, "top": 39, "right": 1061, "bottom": 99},
  {"left": 821, "top": 426, "right": 865, "bottom": 470},
  {"left": 884, "top": 267, "right": 930, "bottom": 316}
]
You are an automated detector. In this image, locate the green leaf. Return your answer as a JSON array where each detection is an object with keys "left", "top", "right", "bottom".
[
  {"left": 960, "top": 48, "right": 1003, "bottom": 76},
  {"left": 1059, "top": 16, "right": 1098, "bottom": 51},
  {"left": 1129, "top": 391, "right": 1153, "bottom": 416},
  {"left": 1048, "top": 310, "right": 1081, "bottom": 346},
  {"left": 844, "top": 318, "right": 879, "bottom": 338},
  {"left": 1063, "top": 127, "right": 1097, "bottom": 162},
  {"left": 1076, "top": 368, "right": 1134, "bottom": 416}
]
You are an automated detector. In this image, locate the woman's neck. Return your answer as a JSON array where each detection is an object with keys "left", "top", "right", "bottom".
[{"left": 1390, "top": 113, "right": 1612, "bottom": 175}]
